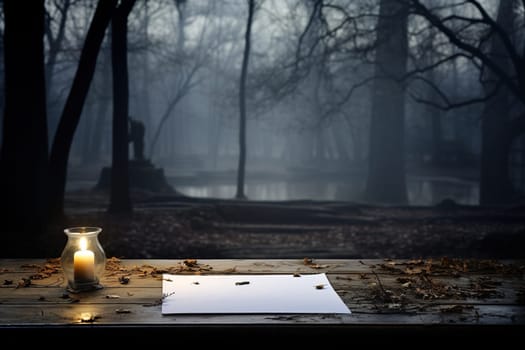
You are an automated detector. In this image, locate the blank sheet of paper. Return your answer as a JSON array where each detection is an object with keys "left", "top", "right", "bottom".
[{"left": 161, "top": 273, "right": 351, "bottom": 314}]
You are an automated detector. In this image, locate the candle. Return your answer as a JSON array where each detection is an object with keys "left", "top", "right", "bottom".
[{"left": 74, "top": 237, "right": 95, "bottom": 282}]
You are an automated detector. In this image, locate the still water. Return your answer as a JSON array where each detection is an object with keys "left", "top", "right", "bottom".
[
  {"left": 175, "top": 176, "right": 479, "bottom": 206},
  {"left": 66, "top": 173, "right": 479, "bottom": 206}
]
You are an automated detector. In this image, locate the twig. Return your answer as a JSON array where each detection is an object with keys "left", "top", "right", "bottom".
[{"left": 371, "top": 270, "right": 392, "bottom": 303}]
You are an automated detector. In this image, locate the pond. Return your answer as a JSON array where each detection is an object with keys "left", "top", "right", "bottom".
[
  {"left": 65, "top": 169, "right": 479, "bottom": 206},
  {"left": 174, "top": 175, "right": 479, "bottom": 206}
]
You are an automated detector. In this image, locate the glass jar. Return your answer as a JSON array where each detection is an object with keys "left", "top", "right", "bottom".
[{"left": 61, "top": 227, "right": 106, "bottom": 293}]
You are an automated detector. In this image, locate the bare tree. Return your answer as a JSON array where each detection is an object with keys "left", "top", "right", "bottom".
[
  {"left": 364, "top": 0, "right": 409, "bottom": 204},
  {"left": 236, "top": 0, "right": 256, "bottom": 199},
  {"left": 290, "top": 0, "right": 524, "bottom": 205},
  {"left": 479, "top": 0, "right": 519, "bottom": 204},
  {"left": 85, "top": 42, "right": 112, "bottom": 164},
  {"left": 48, "top": 0, "right": 118, "bottom": 219},
  {"left": 148, "top": 1, "right": 213, "bottom": 158},
  {"left": 0, "top": 0, "right": 48, "bottom": 252},
  {"left": 109, "top": 0, "right": 136, "bottom": 214},
  {"left": 44, "top": 0, "right": 72, "bottom": 133},
  {"left": 408, "top": 0, "right": 525, "bottom": 204}
]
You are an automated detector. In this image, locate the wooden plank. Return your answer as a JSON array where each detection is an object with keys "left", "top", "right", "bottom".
[
  {"left": 1, "top": 292, "right": 522, "bottom": 323},
  {"left": 1, "top": 258, "right": 523, "bottom": 337},
  {"left": 0, "top": 304, "right": 522, "bottom": 326},
  {"left": 104, "top": 258, "right": 525, "bottom": 276},
  {"left": 1, "top": 274, "right": 522, "bottom": 306},
  {"left": 1, "top": 258, "right": 374, "bottom": 273},
  {"left": 2, "top": 258, "right": 522, "bottom": 275}
]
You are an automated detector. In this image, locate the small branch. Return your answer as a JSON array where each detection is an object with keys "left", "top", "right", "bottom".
[
  {"left": 408, "top": 75, "right": 502, "bottom": 111},
  {"left": 371, "top": 270, "right": 393, "bottom": 303}
]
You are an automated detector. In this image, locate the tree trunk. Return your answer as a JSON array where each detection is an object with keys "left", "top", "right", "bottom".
[
  {"left": 87, "top": 44, "right": 112, "bottom": 164},
  {"left": 48, "top": 0, "right": 118, "bottom": 220},
  {"left": 109, "top": 0, "right": 136, "bottom": 214},
  {"left": 139, "top": 3, "right": 152, "bottom": 148},
  {"left": 81, "top": 98, "right": 96, "bottom": 164},
  {"left": 479, "top": 0, "right": 516, "bottom": 205},
  {"left": 430, "top": 104, "right": 442, "bottom": 163},
  {"left": 480, "top": 105, "right": 513, "bottom": 205},
  {"left": 0, "top": 0, "right": 48, "bottom": 251},
  {"left": 236, "top": 0, "right": 255, "bottom": 200},
  {"left": 331, "top": 123, "right": 350, "bottom": 162},
  {"left": 45, "top": 0, "right": 71, "bottom": 140},
  {"left": 364, "top": 0, "right": 409, "bottom": 204},
  {"left": 427, "top": 67, "right": 442, "bottom": 164},
  {"left": 175, "top": 0, "right": 186, "bottom": 53}
]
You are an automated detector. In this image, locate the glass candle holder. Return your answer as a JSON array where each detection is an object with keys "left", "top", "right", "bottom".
[{"left": 61, "top": 227, "right": 106, "bottom": 293}]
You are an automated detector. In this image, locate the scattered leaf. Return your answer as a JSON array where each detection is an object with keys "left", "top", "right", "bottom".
[
  {"left": 183, "top": 259, "right": 198, "bottom": 267},
  {"left": 303, "top": 257, "right": 330, "bottom": 269},
  {"left": 105, "top": 294, "right": 120, "bottom": 299},
  {"left": 115, "top": 308, "right": 132, "bottom": 314},
  {"left": 16, "top": 278, "right": 31, "bottom": 288}
]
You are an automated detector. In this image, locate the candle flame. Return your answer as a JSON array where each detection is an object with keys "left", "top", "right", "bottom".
[{"left": 79, "top": 237, "right": 88, "bottom": 251}]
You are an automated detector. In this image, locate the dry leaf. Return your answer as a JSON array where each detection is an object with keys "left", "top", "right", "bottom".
[
  {"left": 16, "top": 278, "right": 31, "bottom": 288},
  {"left": 115, "top": 309, "right": 132, "bottom": 314},
  {"left": 105, "top": 294, "right": 120, "bottom": 299},
  {"left": 183, "top": 259, "right": 198, "bottom": 267}
]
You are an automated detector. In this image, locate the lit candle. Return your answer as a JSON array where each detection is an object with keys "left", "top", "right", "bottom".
[{"left": 74, "top": 237, "right": 95, "bottom": 282}]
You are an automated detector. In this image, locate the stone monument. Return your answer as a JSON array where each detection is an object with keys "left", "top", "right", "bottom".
[{"left": 94, "top": 117, "right": 175, "bottom": 193}]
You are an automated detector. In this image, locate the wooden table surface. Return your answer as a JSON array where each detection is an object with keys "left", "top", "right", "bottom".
[{"left": 1, "top": 258, "right": 524, "bottom": 343}]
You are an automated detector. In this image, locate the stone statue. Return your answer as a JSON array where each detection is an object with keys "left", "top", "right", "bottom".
[{"left": 129, "top": 116, "right": 145, "bottom": 161}]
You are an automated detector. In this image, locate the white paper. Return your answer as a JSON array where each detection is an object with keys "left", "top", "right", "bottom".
[{"left": 161, "top": 273, "right": 351, "bottom": 314}]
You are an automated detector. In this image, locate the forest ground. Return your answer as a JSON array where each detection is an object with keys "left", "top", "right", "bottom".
[{"left": 43, "top": 189, "right": 525, "bottom": 261}]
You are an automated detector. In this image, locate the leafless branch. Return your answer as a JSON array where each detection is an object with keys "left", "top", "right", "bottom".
[
  {"left": 408, "top": 74, "right": 502, "bottom": 111},
  {"left": 409, "top": 0, "right": 522, "bottom": 101}
]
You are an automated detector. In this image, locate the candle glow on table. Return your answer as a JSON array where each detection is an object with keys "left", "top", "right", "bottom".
[{"left": 73, "top": 237, "right": 95, "bottom": 282}]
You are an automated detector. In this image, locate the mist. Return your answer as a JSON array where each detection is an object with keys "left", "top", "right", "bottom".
[
  {"left": 44, "top": 1, "right": 488, "bottom": 205},
  {"left": 1, "top": 0, "right": 524, "bottom": 259},
  {"left": 37, "top": 0, "right": 507, "bottom": 206}
]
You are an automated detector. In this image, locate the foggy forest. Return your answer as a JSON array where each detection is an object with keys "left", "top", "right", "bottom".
[{"left": 0, "top": 0, "right": 524, "bottom": 259}]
